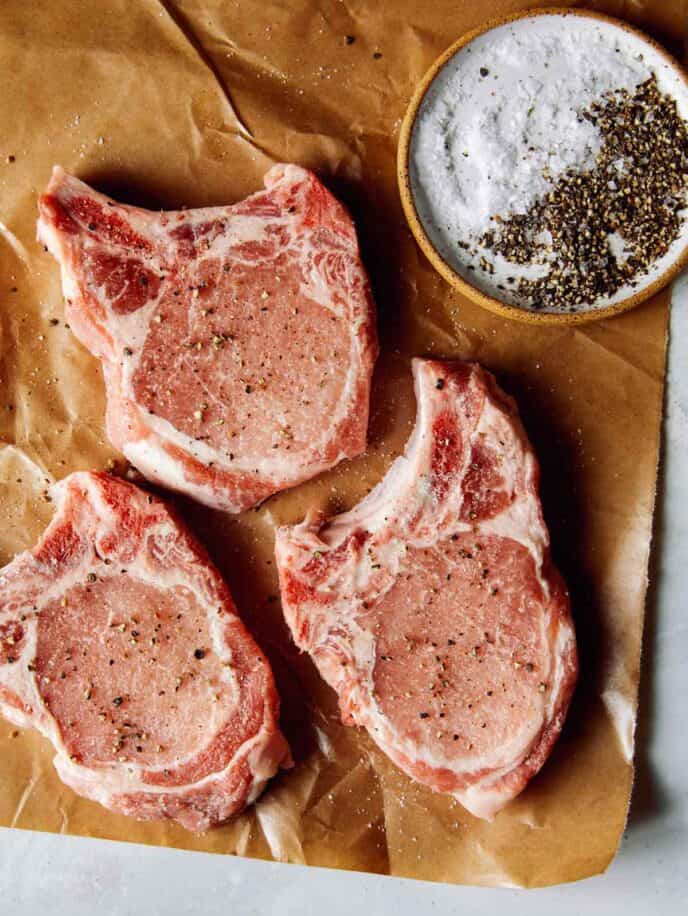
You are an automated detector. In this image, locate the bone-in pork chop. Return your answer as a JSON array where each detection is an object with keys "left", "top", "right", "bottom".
[
  {"left": 37, "top": 166, "right": 377, "bottom": 512},
  {"left": 0, "top": 472, "right": 290, "bottom": 831},
  {"left": 275, "top": 359, "right": 577, "bottom": 820}
]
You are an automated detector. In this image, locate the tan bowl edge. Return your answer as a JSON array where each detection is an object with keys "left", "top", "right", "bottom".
[{"left": 397, "top": 5, "right": 688, "bottom": 327}]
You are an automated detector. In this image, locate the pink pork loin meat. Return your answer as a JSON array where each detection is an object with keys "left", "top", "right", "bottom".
[
  {"left": 37, "top": 165, "right": 378, "bottom": 512},
  {"left": 0, "top": 472, "right": 290, "bottom": 831},
  {"left": 275, "top": 359, "right": 578, "bottom": 820}
]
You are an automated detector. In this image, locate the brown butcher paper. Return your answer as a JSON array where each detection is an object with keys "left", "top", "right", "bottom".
[{"left": 0, "top": 0, "right": 681, "bottom": 888}]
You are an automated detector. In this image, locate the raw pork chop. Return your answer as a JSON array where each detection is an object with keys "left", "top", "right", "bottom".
[
  {"left": 275, "top": 359, "right": 577, "bottom": 820},
  {"left": 37, "top": 165, "right": 377, "bottom": 512},
  {"left": 0, "top": 472, "right": 289, "bottom": 830}
]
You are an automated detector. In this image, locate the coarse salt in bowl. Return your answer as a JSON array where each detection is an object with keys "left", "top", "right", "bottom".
[{"left": 398, "top": 8, "right": 688, "bottom": 324}]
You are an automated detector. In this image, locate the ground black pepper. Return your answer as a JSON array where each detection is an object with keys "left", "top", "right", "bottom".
[{"left": 478, "top": 76, "right": 688, "bottom": 310}]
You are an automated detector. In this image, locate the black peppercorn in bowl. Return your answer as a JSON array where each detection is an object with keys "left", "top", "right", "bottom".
[{"left": 398, "top": 7, "right": 688, "bottom": 325}]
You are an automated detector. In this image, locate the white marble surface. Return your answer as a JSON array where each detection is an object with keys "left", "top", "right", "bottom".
[{"left": 1, "top": 277, "right": 687, "bottom": 914}]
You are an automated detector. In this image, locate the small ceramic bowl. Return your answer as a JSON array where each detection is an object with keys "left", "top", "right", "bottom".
[{"left": 397, "top": 7, "right": 688, "bottom": 325}]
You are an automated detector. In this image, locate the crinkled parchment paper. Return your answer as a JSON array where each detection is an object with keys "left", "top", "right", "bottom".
[{"left": 0, "top": 0, "right": 682, "bottom": 888}]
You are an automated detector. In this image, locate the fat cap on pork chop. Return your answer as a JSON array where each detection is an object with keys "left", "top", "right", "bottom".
[
  {"left": 0, "top": 472, "right": 290, "bottom": 831},
  {"left": 275, "top": 359, "right": 577, "bottom": 820},
  {"left": 37, "top": 165, "right": 378, "bottom": 512}
]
